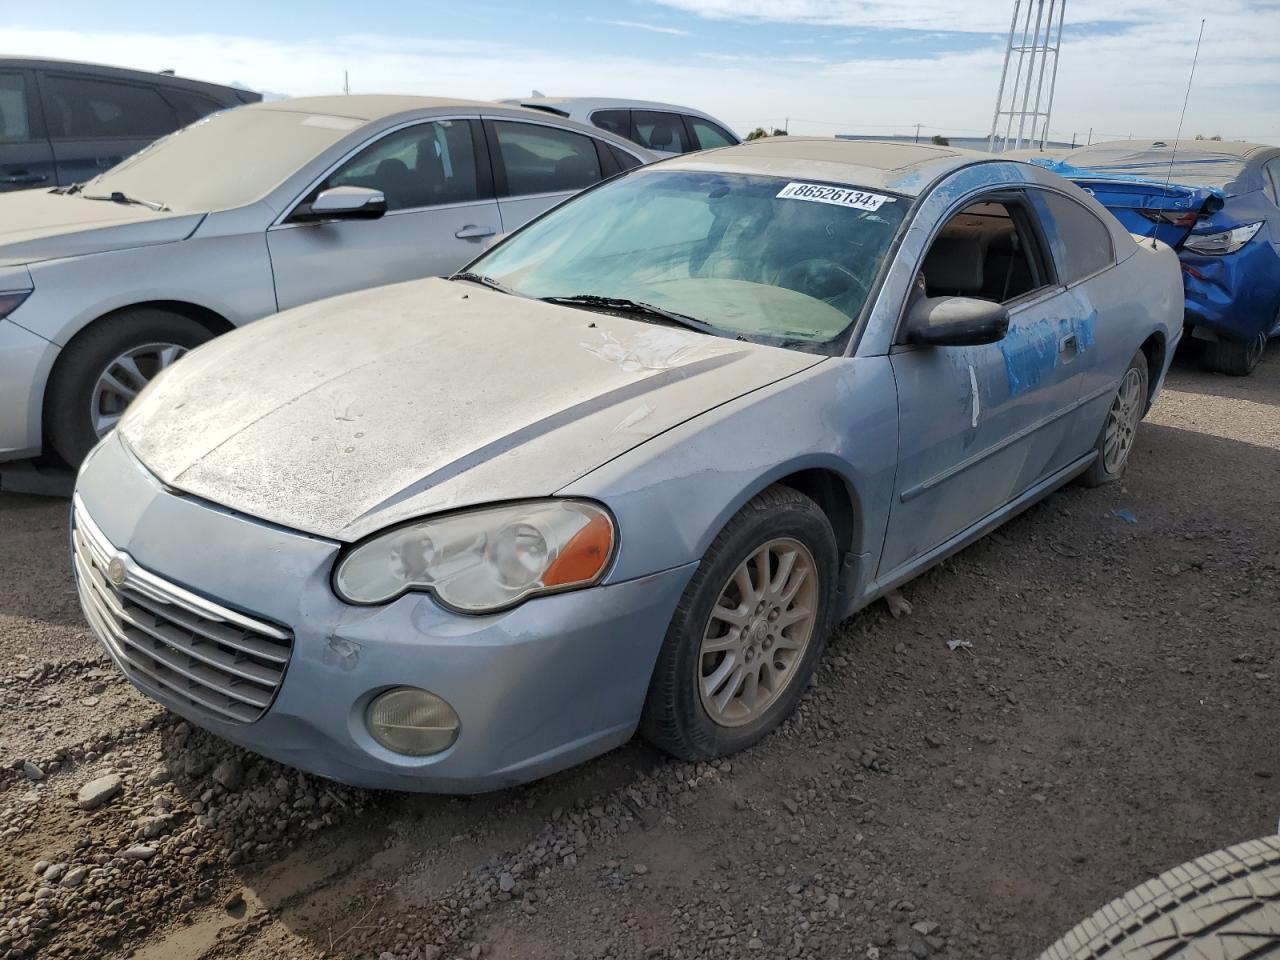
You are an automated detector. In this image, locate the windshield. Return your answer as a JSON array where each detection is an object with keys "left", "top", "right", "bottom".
[
  {"left": 469, "top": 169, "right": 908, "bottom": 348},
  {"left": 82, "top": 107, "right": 365, "bottom": 212}
]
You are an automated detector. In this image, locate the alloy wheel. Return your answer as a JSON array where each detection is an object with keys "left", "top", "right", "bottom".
[
  {"left": 89, "top": 342, "right": 188, "bottom": 437},
  {"left": 697, "top": 537, "right": 818, "bottom": 728},
  {"left": 1103, "top": 367, "right": 1144, "bottom": 473}
]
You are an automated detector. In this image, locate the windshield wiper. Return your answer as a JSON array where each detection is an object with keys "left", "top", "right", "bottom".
[
  {"left": 80, "top": 190, "right": 167, "bottom": 211},
  {"left": 449, "top": 272, "right": 519, "bottom": 297},
  {"left": 540, "top": 294, "right": 715, "bottom": 336}
]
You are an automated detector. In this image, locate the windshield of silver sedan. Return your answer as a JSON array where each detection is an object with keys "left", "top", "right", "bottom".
[{"left": 468, "top": 170, "right": 908, "bottom": 347}]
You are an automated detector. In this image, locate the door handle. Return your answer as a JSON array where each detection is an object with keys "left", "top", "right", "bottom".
[
  {"left": 1, "top": 173, "right": 48, "bottom": 185},
  {"left": 1058, "top": 334, "right": 1079, "bottom": 354},
  {"left": 454, "top": 225, "right": 496, "bottom": 240}
]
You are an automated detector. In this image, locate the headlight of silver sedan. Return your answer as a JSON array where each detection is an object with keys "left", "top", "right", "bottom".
[{"left": 333, "top": 500, "right": 616, "bottom": 612}]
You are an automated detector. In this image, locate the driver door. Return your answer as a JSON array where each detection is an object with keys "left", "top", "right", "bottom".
[
  {"left": 878, "top": 191, "right": 1090, "bottom": 576},
  {"left": 267, "top": 118, "right": 500, "bottom": 311}
]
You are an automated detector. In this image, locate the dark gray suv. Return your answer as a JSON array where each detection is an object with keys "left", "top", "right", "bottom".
[{"left": 0, "top": 57, "right": 260, "bottom": 191}]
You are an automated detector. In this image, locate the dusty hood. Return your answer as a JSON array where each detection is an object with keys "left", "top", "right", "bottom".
[
  {"left": 121, "top": 278, "right": 823, "bottom": 541},
  {"left": 0, "top": 190, "right": 204, "bottom": 267}
]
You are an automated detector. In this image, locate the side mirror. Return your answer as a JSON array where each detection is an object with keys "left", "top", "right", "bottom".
[
  {"left": 293, "top": 186, "right": 387, "bottom": 223},
  {"left": 905, "top": 296, "right": 1010, "bottom": 347}
]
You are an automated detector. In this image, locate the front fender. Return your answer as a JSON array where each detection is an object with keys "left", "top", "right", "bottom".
[{"left": 559, "top": 356, "right": 899, "bottom": 602}]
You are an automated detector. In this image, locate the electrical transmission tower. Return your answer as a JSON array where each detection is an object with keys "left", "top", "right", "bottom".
[{"left": 987, "top": 0, "right": 1067, "bottom": 152}]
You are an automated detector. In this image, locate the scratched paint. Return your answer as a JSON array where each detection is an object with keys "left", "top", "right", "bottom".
[{"left": 1000, "top": 311, "right": 1097, "bottom": 395}]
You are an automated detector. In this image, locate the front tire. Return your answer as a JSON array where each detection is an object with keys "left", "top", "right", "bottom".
[
  {"left": 45, "top": 309, "right": 211, "bottom": 466},
  {"left": 1203, "top": 331, "right": 1267, "bottom": 376},
  {"left": 640, "top": 485, "right": 838, "bottom": 761},
  {"left": 1080, "top": 349, "right": 1148, "bottom": 488}
]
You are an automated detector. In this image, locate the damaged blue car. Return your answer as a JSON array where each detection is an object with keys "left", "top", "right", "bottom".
[
  {"left": 1036, "top": 139, "right": 1280, "bottom": 375},
  {"left": 72, "top": 140, "right": 1182, "bottom": 792}
]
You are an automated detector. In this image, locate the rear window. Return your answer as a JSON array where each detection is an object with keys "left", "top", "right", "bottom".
[
  {"left": 0, "top": 73, "right": 29, "bottom": 142},
  {"left": 41, "top": 74, "right": 178, "bottom": 139},
  {"left": 1067, "top": 145, "right": 1250, "bottom": 192},
  {"left": 492, "top": 120, "right": 602, "bottom": 196},
  {"left": 590, "top": 109, "right": 629, "bottom": 139}
]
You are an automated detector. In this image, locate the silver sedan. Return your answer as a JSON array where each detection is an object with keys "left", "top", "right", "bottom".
[{"left": 0, "top": 95, "right": 650, "bottom": 465}]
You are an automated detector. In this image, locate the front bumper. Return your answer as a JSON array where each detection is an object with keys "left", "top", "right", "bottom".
[
  {"left": 0, "top": 317, "right": 55, "bottom": 462},
  {"left": 74, "top": 435, "right": 695, "bottom": 792}
]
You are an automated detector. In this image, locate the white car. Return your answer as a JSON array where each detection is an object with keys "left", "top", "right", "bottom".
[
  {"left": 0, "top": 95, "right": 650, "bottom": 465},
  {"left": 505, "top": 97, "right": 739, "bottom": 156}
]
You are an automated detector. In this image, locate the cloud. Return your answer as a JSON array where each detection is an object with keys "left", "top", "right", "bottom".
[
  {"left": 1, "top": 15, "right": 1275, "bottom": 145},
  {"left": 590, "top": 19, "right": 691, "bottom": 36}
]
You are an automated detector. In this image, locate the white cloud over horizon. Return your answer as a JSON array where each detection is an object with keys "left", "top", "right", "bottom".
[{"left": 2, "top": 2, "right": 1276, "bottom": 147}]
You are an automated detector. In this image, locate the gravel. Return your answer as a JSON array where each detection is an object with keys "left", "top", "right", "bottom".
[{"left": 75, "top": 773, "right": 123, "bottom": 810}]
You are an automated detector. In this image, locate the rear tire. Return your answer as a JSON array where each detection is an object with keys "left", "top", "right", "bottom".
[
  {"left": 640, "top": 485, "right": 837, "bottom": 761},
  {"left": 46, "top": 309, "right": 211, "bottom": 466},
  {"left": 1038, "top": 835, "right": 1280, "bottom": 959},
  {"left": 1203, "top": 331, "right": 1266, "bottom": 376},
  {"left": 1080, "top": 350, "right": 1148, "bottom": 488}
]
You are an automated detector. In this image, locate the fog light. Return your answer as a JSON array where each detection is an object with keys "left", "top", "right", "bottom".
[{"left": 366, "top": 687, "right": 459, "bottom": 756}]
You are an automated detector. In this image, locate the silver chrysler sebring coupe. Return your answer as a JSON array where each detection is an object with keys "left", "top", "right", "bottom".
[{"left": 73, "top": 139, "right": 1182, "bottom": 792}]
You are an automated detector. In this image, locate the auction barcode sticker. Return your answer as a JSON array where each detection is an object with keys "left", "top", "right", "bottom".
[{"left": 776, "top": 182, "right": 891, "bottom": 211}]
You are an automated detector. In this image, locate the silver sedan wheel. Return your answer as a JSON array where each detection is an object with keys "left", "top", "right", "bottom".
[
  {"left": 698, "top": 538, "right": 818, "bottom": 728},
  {"left": 89, "top": 342, "right": 188, "bottom": 437},
  {"left": 1103, "top": 366, "right": 1144, "bottom": 473}
]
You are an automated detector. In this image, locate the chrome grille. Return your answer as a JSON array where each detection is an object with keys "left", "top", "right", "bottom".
[{"left": 72, "top": 497, "right": 293, "bottom": 724}]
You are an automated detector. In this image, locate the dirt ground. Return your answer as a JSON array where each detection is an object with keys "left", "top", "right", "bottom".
[{"left": 1, "top": 343, "right": 1277, "bottom": 960}]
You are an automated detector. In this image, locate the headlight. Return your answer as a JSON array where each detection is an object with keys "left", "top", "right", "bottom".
[
  {"left": 333, "top": 500, "right": 615, "bottom": 611},
  {"left": 1182, "top": 221, "right": 1263, "bottom": 256}
]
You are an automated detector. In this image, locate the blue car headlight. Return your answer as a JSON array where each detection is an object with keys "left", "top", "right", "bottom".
[
  {"left": 1183, "top": 221, "right": 1263, "bottom": 256},
  {"left": 332, "top": 500, "right": 616, "bottom": 612}
]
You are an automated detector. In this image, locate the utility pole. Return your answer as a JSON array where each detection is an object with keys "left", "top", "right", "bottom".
[
  {"left": 987, "top": 0, "right": 1067, "bottom": 152},
  {"left": 914, "top": 123, "right": 921, "bottom": 143},
  {"left": 1087, "top": 126, "right": 1092, "bottom": 145},
  {"left": 343, "top": 70, "right": 350, "bottom": 95}
]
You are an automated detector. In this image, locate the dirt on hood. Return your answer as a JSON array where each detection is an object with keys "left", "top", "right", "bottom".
[{"left": 120, "top": 277, "right": 824, "bottom": 541}]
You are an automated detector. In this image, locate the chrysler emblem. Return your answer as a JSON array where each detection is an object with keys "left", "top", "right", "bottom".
[{"left": 106, "top": 557, "right": 127, "bottom": 587}]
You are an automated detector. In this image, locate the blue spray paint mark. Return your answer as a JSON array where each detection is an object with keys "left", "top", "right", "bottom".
[{"left": 1000, "top": 310, "right": 1097, "bottom": 396}]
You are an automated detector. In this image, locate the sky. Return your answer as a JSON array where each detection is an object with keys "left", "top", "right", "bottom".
[{"left": 4, "top": 0, "right": 1279, "bottom": 146}]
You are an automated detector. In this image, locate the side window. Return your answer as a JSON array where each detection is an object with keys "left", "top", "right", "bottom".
[
  {"left": 631, "top": 111, "right": 689, "bottom": 153},
  {"left": 687, "top": 117, "right": 735, "bottom": 151},
  {"left": 590, "top": 109, "right": 630, "bottom": 139},
  {"left": 918, "top": 198, "right": 1051, "bottom": 305},
  {"left": 40, "top": 74, "right": 177, "bottom": 139},
  {"left": 1264, "top": 159, "right": 1280, "bottom": 207},
  {"left": 323, "top": 120, "right": 480, "bottom": 211},
  {"left": 610, "top": 144, "right": 644, "bottom": 173},
  {"left": 1032, "top": 190, "right": 1115, "bottom": 283},
  {"left": 161, "top": 89, "right": 226, "bottom": 126},
  {"left": 491, "top": 120, "right": 602, "bottom": 196},
  {"left": 0, "top": 73, "right": 30, "bottom": 142}
]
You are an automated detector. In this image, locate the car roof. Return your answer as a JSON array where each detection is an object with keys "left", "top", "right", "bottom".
[
  {"left": 657, "top": 137, "right": 984, "bottom": 197},
  {"left": 1057, "top": 139, "right": 1279, "bottom": 194},
  {"left": 511, "top": 96, "right": 726, "bottom": 119},
  {"left": 252, "top": 95, "right": 503, "bottom": 121},
  {"left": 1071, "top": 138, "right": 1274, "bottom": 160},
  {"left": 0, "top": 55, "right": 256, "bottom": 99}
]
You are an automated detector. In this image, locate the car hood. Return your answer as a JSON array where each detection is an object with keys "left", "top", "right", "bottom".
[
  {"left": 120, "top": 278, "right": 825, "bottom": 541},
  {"left": 0, "top": 190, "right": 204, "bottom": 267}
]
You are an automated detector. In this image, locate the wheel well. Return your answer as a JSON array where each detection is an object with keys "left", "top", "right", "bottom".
[
  {"left": 41, "top": 301, "right": 234, "bottom": 446},
  {"left": 774, "top": 469, "right": 858, "bottom": 558},
  {"left": 1139, "top": 332, "right": 1166, "bottom": 406}
]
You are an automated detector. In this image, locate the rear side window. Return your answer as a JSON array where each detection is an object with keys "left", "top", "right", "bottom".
[
  {"left": 41, "top": 74, "right": 178, "bottom": 139},
  {"left": 1264, "top": 159, "right": 1280, "bottom": 207},
  {"left": 590, "top": 109, "right": 629, "bottom": 139},
  {"left": 1032, "top": 190, "right": 1115, "bottom": 283},
  {"left": 161, "top": 89, "right": 226, "bottom": 126},
  {"left": 492, "top": 120, "right": 602, "bottom": 196},
  {"left": 324, "top": 120, "right": 480, "bottom": 211},
  {"left": 631, "top": 111, "right": 688, "bottom": 152},
  {"left": 0, "top": 73, "right": 29, "bottom": 141},
  {"left": 610, "top": 144, "right": 644, "bottom": 172},
  {"left": 687, "top": 117, "right": 735, "bottom": 151}
]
